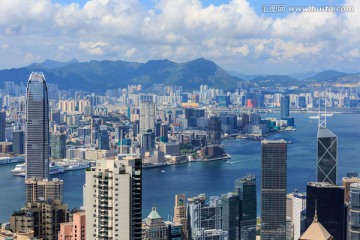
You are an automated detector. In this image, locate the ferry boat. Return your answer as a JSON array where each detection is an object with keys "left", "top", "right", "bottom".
[
  {"left": 65, "top": 161, "right": 90, "bottom": 171},
  {"left": 321, "top": 113, "right": 334, "bottom": 117},
  {"left": 11, "top": 162, "right": 65, "bottom": 176},
  {"left": 309, "top": 115, "right": 320, "bottom": 119},
  {"left": 0, "top": 156, "right": 25, "bottom": 165}
]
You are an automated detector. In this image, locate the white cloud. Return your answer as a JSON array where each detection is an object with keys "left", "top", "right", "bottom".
[{"left": 0, "top": 0, "right": 359, "bottom": 73}]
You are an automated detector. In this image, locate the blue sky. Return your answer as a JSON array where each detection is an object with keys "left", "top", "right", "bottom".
[{"left": 0, "top": 0, "right": 358, "bottom": 74}]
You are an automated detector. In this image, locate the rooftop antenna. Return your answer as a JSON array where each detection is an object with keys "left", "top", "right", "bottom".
[{"left": 318, "top": 97, "right": 327, "bottom": 129}]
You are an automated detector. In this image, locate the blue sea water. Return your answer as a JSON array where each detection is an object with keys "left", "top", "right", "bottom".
[{"left": 0, "top": 113, "right": 359, "bottom": 223}]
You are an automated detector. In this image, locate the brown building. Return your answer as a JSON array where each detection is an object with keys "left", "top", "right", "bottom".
[
  {"left": 173, "top": 194, "right": 187, "bottom": 240},
  {"left": 10, "top": 199, "right": 69, "bottom": 240},
  {"left": 58, "top": 211, "right": 86, "bottom": 240},
  {"left": 299, "top": 212, "right": 334, "bottom": 240}
]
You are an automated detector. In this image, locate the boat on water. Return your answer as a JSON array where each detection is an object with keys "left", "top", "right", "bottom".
[
  {"left": 0, "top": 156, "right": 25, "bottom": 165},
  {"left": 11, "top": 162, "right": 65, "bottom": 176},
  {"left": 321, "top": 113, "right": 334, "bottom": 117},
  {"left": 309, "top": 115, "right": 320, "bottom": 119},
  {"left": 65, "top": 161, "right": 90, "bottom": 171}
]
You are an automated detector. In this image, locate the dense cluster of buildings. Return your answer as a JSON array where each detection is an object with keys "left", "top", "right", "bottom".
[{"left": 0, "top": 72, "right": 359, "bottom": 240}]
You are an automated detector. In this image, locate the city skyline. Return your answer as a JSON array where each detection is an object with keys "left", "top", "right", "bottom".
[{"left": 0, "top": 0, "right": 359, "bottom": 74}]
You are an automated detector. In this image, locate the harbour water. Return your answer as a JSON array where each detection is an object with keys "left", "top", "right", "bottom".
[{"left": 0, "top": 113, "right": 359, "bottom": 223}]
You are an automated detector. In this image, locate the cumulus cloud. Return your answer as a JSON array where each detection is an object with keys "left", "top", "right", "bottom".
[{"left": 0, "top": 0, "right": 359, "bottom": 73}]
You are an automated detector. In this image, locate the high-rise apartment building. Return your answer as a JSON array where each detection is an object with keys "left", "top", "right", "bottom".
[
  {"left": 234, "top": 175, "right": 257, "bottom": 240},
  {"left": 139, "top": 101, "right": 155, "bottom": 134},
  {"left": 50, "top": 133, "right": 66, "bottom": 159},
  {"left": 0, "top": 111, "right": 6, "bottom": 141},
  {"left": 25, "top": 72, "right": 49, "bottom": 179},
  {"left": 317, "top": 126, "right": 338, "bottom": 185},
  {"left": 84, "top": 155, "right": 142, "bottom": 240},
  {"left": 261, "top": 140, "right": 287, "bottom": 240},
  {"left": 348, "top": 182, "right": 360, "bottom": 239},
  {"left": 58, "top": 211, "right": 86, "bottom": 240},
  {"left": 25, "top": 178, "right": 64, "bottom": 203},
  {"left": 280, "top": 95, "right": 290, "bottom": 119},
  {"left": 173, "top": 194, "right": 187, "bottom": 240},
  {"left": 306, "top": 182, "right": 345, "bottom": 240}
]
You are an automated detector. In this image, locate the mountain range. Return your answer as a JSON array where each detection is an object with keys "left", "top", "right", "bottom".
[{"left": 0, "top": 58, "right": 358, "bottom": 92}]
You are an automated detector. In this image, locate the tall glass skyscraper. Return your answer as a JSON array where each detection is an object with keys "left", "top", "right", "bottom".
[
  {"left": 317, "top": 127, "right": 337, "bottom": 185},
  {"left": 234, "top": 175, "right": 257, "bottom": 240},
  {"left": 261, "top": 140, "right": 287, "bottom": 240},
  {"left": 25, "top": 72, "right": 49, "bottom": 179},
  {"left": 280, "top": 95, "right": 290, "bottom": 119}
]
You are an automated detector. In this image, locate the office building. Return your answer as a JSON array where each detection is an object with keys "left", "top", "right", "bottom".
[
  {"left": 25, "top": 177, "right": 64, "bottom": 203},
  {"left": 10, "top": 199, "right": 69, "bottom": 240},
  {"left": 160, "top": 124, "right": 169, "bottom": 143},
  {"left": 187, "top": 195, "right": 222, "bottom": 240},
  {"left": 261, "top": 140, "right": 287, "bottom": 240},
  {"left": 165, "top": 221, "right": 183, "bottom": 240},
  {"left": 58, "top": 211, "right": 86, "bottom": 240},
  {"left": 173, "top": 194, "right": 187, "bottom": 240},
  {"left": 141, "top": 131, "right": 155, "bottom": 150},
  {"left": 234, "top": 175, "right": 257, "bottom": 240},
  {"left": 221, "top": 192, "right": 240, "bottom": 240},
  {"left": 84, "top": 155, "right": 142, "bottom": 240},
  {"left": 140, "top": 101, "right": 155, "bottom": 134},
  {"left": 0, "top": 111, "right": 5, "bottom": 141},
  {"left": 25, "top": 72, "right": 50, "bottom": 179},
  {"left": 90, "top": 117, "right": 103, "bottom": 145},
  {"left": 286, "top": 192, "right": 306, "bottom": 240},
  {"left": 50, "top": 133, "right": 66, "bottom": 159},
  {"left": 12, "top": 130, "right": 25, "bottom": 154},
  {"left": 306, "top": 182, "right": 345, "bottom": 240},
  {"left": 207, "top": 117, "right": 221, "bottom": 145},
  {"left": 280, "top": 95, "right": 290, "bottom": 119},
  {"left": 342, "top": 177, "right": 360, "bottom": 203},
  {"left": 142, "top": 207, "right": 168, "bottom": 240},
  {"left": 348, "top": 182, "right": 360, "bottom": 239},
  {"left": 317, "top": 126, "right": 338, "bottom": 185}
]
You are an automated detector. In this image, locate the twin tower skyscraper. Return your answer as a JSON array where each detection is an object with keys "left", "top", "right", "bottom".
[{"left": 25, "top": 72, "right": 50, "bottom": 179}]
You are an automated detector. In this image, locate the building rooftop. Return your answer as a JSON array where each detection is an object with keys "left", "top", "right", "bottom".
[
  {"left": 299, "top": 212, "right": 333, "bottom": 240},
  {"left": 261, "top": 139, "right": 286, "bottom": 144},
  {"left": 317, "top": 127, "right": 336, "bottom": 138},
  {"left": 147, "top": 207, "right": 162, "bottom": 220}
]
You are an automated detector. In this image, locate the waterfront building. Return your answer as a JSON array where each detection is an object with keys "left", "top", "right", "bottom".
[
  {"left": 342, "top": 177, "right": 360, "bottom": 203},
  {"left": 10, "top": 199, "right": 69, "bottom": 240},
  {"left": 234, "top": 175, "right": 257, "bottom": 240},
  {"left": 58, "top": 211, "right": 86, "bottom": 240},
  {"left": 160, "top": 124, "right": 169, "bottom": 143},
  {"left": 12, "top": 130, "right": 24, "bottom": 154},
  {"left": 306, "top": 182, "right": 345, "bottom": 240},
  {"left": 25, "top": 177, "right": 64, "bottom": 203},
  {"left": 140, "top": 101, "right": 155, "bottom": 134},
  {"left": 221, "top": 192, "right": 240, "bottom": 240},
  {"left": 207, "top": 117, "right": 221, "bottom": 145},
  {"left": 317, "top": 126, "right": 338, "bottom": 185},
  {"left": 84, "top": 155, "right": 142, "bottom": 240},
  {"left": 286, "top": 192, "right": 306, "bottom": 240},
  {"left": 142, "top": 207, "right": 168, "bottom": 240},
  {"left": 348, "top": 182, "right": 360, "bottom": 239},
  {"left": 261, "top": 140, "right": 287, "bottom": 240},
  {"left": 141, "top": 131, "right": 155, "bottom": 150},
  {"left": 0, "top": 111, "right": 5, "bottom": 141},
  {"left": 25, "top": 72, "right": 49, "bottom": 179},
  {"left": 187, "top": 195, "right": 222, "bottom": 240},
  {"left": 280, "top": 95, "right": 290, "bottom": 119},
  {"left": 50, "top": 133, "right": 66, "bottom": 159},
  {"left": 173, "top": 194, "right": 187, "bottom": 240}
]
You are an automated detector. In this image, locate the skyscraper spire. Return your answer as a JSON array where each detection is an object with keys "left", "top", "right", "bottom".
[{"left": 25, "top": 72, "right": 49, "bottom": 180}]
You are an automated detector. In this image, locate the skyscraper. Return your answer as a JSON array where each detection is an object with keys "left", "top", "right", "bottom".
[
  {"left": 306, "top": 182, "right": 345, "bottom": 240},
  {"left": 50, "top": 133, "right": 66, "bottom": 159},
  {"left": 261, "top": 140, "right": 287, "bottom": 240},
  {"left": 12, "top": 130, "right": 25, "bottom": 154},
  {"left": 221, "top": 192, "right": 240, "bottom": 240},
  {"left": 348, "top": 182, "right": 360, "bottom": 239},
  {"left": 317, "top": 126, "right": 338, "bottom": 185},
  {"left": 25, "top": 72, "right": 49, "bottom": 179},
  {"left": 280, "top": 95, "right": 290, "bottom": 119},
  {"left": 139, "top": 101, "right": 155, "bottom": 134},
  {"left": 234, "top": 175, "right": 257, "bottom": 240},
  {"left": 84, "top": 155, "right": 142, "bottom": 240},
  {"left": 0, "top": 111, "right": 6, "bottom": 141},
  {"left": 173, "top": 194, "right": 187, "bottom": 240}
]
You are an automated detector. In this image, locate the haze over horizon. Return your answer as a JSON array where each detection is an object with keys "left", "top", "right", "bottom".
[{"left": 0, "top": 0, "right": 359, "bottom": 74}]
